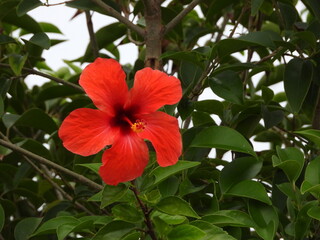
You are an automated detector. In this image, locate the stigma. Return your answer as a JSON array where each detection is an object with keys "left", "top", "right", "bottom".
[{"left": 131, "top": 119, "right": 146, "bottom": 133}]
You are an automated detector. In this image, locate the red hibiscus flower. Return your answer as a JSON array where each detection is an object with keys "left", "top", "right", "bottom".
[{"left": 58, "top": 58, "right": 182, "bottom": 185}]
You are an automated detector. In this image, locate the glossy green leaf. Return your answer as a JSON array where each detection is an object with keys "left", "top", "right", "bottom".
[
  {"left": 29, "top": 32, "right": 51, "bottom": 49},
  {"left": 10, "top": 108, "right": 57, "bottom": 134},
  {"left": 77, "top": 163, "right": 101, "bottom": 175},
  {"left": 307, "top": 206, "right": 320, "bottom": 221},
  {"left": 248, "top": 202, "right": 278, "bottom": 240},
  {"left": 284, "top": 58, "right": 313, "bottom": 113},
  {"left": 272, "top": 147, "right": 304, "bottom": 182},
  {"left": 152, "top": 211, "right": 187, "bottom": 225},
  {"left": 156, "top": 196, "right": 200, "bottom": 219},
  {"left": 16, "top": 0, "right": 42, "bottom": 17},
  {"left": 31, "top": 216, "right": 79, "bottom": 236},
  {"left": 57, "top": 220, "right": 94, "bottom": 240},
  {"left": 0, "top": 204, "right": 4, "bottom": 232},
  {"left": 168, "top": 224, "right": 206, "bottom": 240},
  {"left": 3, "top": 10, "right": 42, "bottom": 33},
  {"left": 294, "top": 201, "right": 317, "bottom": 240},
  {"left": 191, "top": 221, "right": 236, "bottom": 240},
  {"left": 261, "top": 106, "right": 284, "bottom": 129},
  {"left": 111, "top": 204, "right": 143, "bottom": 223},
  {"left": 194, "top": 100, "right": 224, "bottom": 116},
  {"left": 37, "top": 85, "right": 83, "bottom": 102},
  {"left": 14, "top": 217, "right": 42, "bottom": 240},
  {"left": 151, "top": 160, "right": 200, "bottom": 185},
  {"left": 101, "top": 183, "right": 129, "bottom": 208},
  {"left": 295, "top": 129, "right": 320, "bottom": 147},
  {"left": 209, "top": 70, "right": 243, "bottom": 104},
  {"left": 66, "top": 0, "right": 120, "bottom": 15},
  {"left": 220, "top": 157, "right": 262, "bottom": 193},
  {"left": 191, "top": 126, "right": 257, "bottom": 157},
  {"left": 39, "top": 22, "right": 63, "bottom": 33},
  {"left": 301, "top": 156, "right": 320, "bottom": 197},
  {"left": 226, "top": 180, "right": 271, "bottom": 205},
  {"left": 202, "top": 210, "right": 254, "bottom": 227},
  {"left": 91, "top": 220, "right": 134, "bottom": 240}
]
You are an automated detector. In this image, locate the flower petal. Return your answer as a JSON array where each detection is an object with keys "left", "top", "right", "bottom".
[
  {"left": 137, "top": 111, "right": 181, "bottom": 167},
  {"left": 79, "top": 58, "right": 128, "bottom": 115},
  {"left": 59, "top": 108, "right": 118, "bottom": 156},
  {"left": 99, "top": 133, "right": 149, "bottom": 185},
  {"left": 126, "top": 68, "right": 182, "bottom": 114}
]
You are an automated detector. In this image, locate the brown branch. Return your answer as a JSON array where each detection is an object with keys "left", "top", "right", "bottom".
[
  {"left": 142, "top": 0, "right": 163, "bottom": 69},
  {"left": 85, "top": 11, "right": 99, "bottom": 59},
  {"left": 0, "top": 63, "right": 83, "bottom": 92},
  {"left": 0, "top": 139, "right": 103, "bottom": 191},
  {"left": 130, "top": 183, "right": 157, "bottom": 240},
  {"left": 90, "top": 0, "right": 145, "bottom": 37},
  {"left": 164, "top": 0, "right": 203, "bottom": 35}
]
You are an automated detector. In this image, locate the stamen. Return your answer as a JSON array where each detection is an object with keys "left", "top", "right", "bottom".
[{"left": 131, "top": 119, "right": 146, "bottom": 133}]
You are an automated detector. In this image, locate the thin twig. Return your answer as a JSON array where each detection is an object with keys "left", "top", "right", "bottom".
[
  {"left": 130, "top": 183, "right": 157, "bottom": 240},
  {"left": 0, "top": 139, "right": 103, "bottom": 191},
  {"left": 228, "top": 5, "right": 248, "bottom": 38},
  {"left": 90, "top": 0, "right": 145, "bottom": 36},
  {"left": 85, "top": 11, "right": 99, "bottom": 59},
  {"left": 164, "top": 0, "right": 203, "bottom": 35},
  {"left": 0, "top": 63, "right": 83, "bottom": 92}
]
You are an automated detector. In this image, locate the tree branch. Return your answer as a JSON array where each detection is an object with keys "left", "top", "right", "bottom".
[
  {"left": 90, "top": 0, "right": 145, "bottom": 37},
  {"left": 85, "top": 11, "right": 99, "bottom": 59},
  {"left": 0, "top": 139, "right": 103, "bottom": 191},
  {"left": 0, "top": 63, "right": 83, "bottom": 92},
  {"left": 164, "top": 0, "right": 202, "bottom": 35}
]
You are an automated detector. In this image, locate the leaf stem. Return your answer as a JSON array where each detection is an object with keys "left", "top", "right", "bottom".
[
  {"left": 0, "top": 139, "right": 103, "bottom": 191},
  {"left": 85, "top": 11, "right": 99, "bottom": 59}
]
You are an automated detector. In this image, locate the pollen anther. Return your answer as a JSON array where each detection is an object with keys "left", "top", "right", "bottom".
[{"left": 131, "top": 119, "right": 146, "bottom": 133}]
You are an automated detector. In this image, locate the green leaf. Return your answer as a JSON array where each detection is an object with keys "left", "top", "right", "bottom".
[
  {"left": 209, "top": 71, "right": 244, "bottom": 104},
  {"left": 307, "top": 206, "right": 320, "bottom": 221},
  {"left": 301, "top": 156, "right": 320, "bottom": 197},
  {"left": 37, "top": 85, "right": 83, "bottom": 102},
  {"left": 202, "top": 210, "right": 254, "bottom": 227},
  {"left": 29, "top": 32, "right": 51, "bottom": 49},
  {"left": 295, "top": 129, "right": 320, "bottom": 147},
  {"left": 77, "top": 163, "right": 101, "bottom": 175},
  {"left": 111, "top": 204, "right": 143, "bottom": 223},
  {"left": 0, "top": 34, "right": 16, "bottom": 44},
  {"left": 152, "top": 211, "right": 187, "bottom": 225},
  {"left": 251, "top": 0, "right": 264, "bottom": 16},
  {"left": 57, "top": 220, "right": 94, "bottom": 240},
  {"left": 294, "top": 201, "right": 317, "bottom": 239},
  {"left": 272, "top": 147, "right": 304, "bottom": 182},
  {"left": 284, "top": 58, "right": 313, "bottom": 113},
  {"left": 303, "top": 0, "right": 320, "bottom": 21},
  {"left": 8, "top": 54, "right": 28, "bottom": 76},
  {"left": 14, "top": 217, "right": 42, "bottom": 240},
  {"left": 91, "top": 220, "right": 134, "bottom": 240},
  {"left": 17, "top": 0, "right": 42, "bottom": 17},
  {"left": 194, "top": 100, "right": 224, "bottom": 116},
  {"left": 9, "top": 108, "right": 57, "bottom": 134},
  {"left": 101, "top": 183, "right": 129, "bottom": 208},
  {"left": 0, "top": 204, "right": 4, "bottom": 232},
  {"left": 220, "top": 157, "right": 262, "bottom": 193},
  {"left": 156, "top": 196, "right": 200, "bottom": 219},
  {"left": 151, "top": 160, "right": 200, "bottom": 185},
  {"left": 191, "top": 220, "right": 237, "bottom": 240},
  {"left": 191, "top": 126, "right": 257, "bottom": 157},
  {"left": 39, "top": 22, "right": 63, "bottom": 33},
  {"left": 31, "top": 216, "right": 79, "bottom": 236},
  {"left": 225, "top": 180, "right": 271, "bottom": 205},
  {"left": 261, "top": 105, "right": 284, "bottom": 129},
  {"left": 168, "top": 224, "right": 206, "bottom": 240}
]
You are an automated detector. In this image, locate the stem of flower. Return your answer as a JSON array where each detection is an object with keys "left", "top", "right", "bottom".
[{"left": 130, "top": 183, "right": 157, "bottom": 240}]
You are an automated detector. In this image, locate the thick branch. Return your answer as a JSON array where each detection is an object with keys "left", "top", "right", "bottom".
[
  {"left": 0, "top": 139, "right": 103, "bottom": 191},
  {"left": 90, "top": 0, "right": 145, "bottom": 37},
  {"left": 0, "top": 63, "right": 83, "bottom": 92},
  {"left": 85, "top": 11, "right": 99, "bottom": 59},
  {"left": 164, "top": 0, "right": 202, "bottom": 35},
  {"left": 142, "top": 0, "right": 163, "bottom": 69}
]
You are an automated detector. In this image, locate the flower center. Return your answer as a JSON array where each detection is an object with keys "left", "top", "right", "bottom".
[
  {"left": 131, "top": 119, "right": 146, "bottom": 133},
  {"left": 122, "top": 116, "right": 146, "bottom": 133}
]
